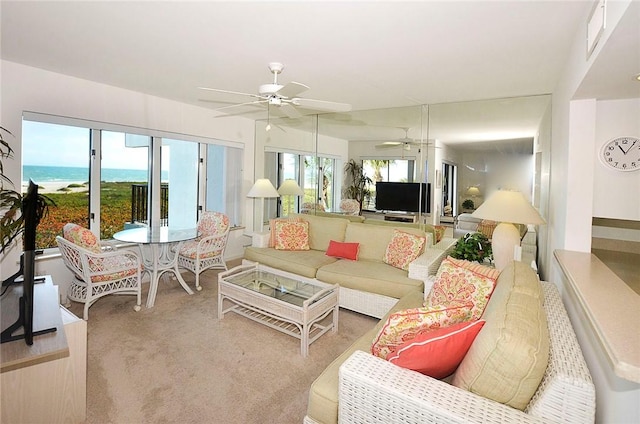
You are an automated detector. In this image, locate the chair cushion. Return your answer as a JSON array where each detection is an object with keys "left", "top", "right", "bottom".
[
  {"left": 89, "top": 256, "right": 139, "bottom": 283},
  {"left": 383, "top": 230, "right": 426, "bottom": 270},
  {"left": 387, "top": 319, "right": 485, "bottom": 379},
  {"left": 63, "top": 223, "right": 101, "bottom": 253},
  {"left": 451, "top": 261, "right": 549, "bottom": 410},
  {"left": 198, "top": 211, "right": 230, "bottom": 235},
  {"left": 178, "top": 239, "right": 224, "bottom": 259}
]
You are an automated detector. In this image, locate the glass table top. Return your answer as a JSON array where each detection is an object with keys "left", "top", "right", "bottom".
[
  {"left": 222, "top": 269, "right": 330, "bottom": 307},
  {"left": 113, "top": 226, "right": 198, "bottom": 244}
]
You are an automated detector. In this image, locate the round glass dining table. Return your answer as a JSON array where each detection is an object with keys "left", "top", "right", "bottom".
[{"left": 113, "top": 226, "right": 198, "bottom": 308}]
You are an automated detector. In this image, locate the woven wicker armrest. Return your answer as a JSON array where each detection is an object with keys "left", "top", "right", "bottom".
[
  {"left": 338, "top": 282, "right": 595, "bottom": 424},
  {"left": 339, "top": 350, "right": 546, "bottom": 424},
  {"left": 407, "top": 248, "right": 449, "bottom": 281}
]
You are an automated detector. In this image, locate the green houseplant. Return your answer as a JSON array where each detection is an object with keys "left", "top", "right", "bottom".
[
  {"left": 461, "top": 199, "right": 475, "bottom": 210},
  {"left": 343, "top": 159, "right": 372, "bottom": 215},
  {"left": 450, "top": 232, "right": 493, "bottom": 263},
  {"left": 1, "top": 126, "right": 53, "bottom": 253}
]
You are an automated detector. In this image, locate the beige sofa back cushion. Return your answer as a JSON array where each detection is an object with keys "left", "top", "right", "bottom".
[
  {"left": 451, "top": 261, "right": 549, "bottom": 410},
  {"left": 344, "top": 223, "right": 426, "bottom": 262},
  {"left": 290, "top": 213, "right": 349, "bottom": 251}
]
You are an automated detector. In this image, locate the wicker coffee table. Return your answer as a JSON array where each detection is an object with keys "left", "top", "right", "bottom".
[{"left": 218, "top": 263, "right": 339, "bottom": 357}]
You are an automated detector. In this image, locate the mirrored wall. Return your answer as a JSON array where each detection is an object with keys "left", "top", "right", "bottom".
[{"left": 253, "top": 94, "right": 551, "bottom": 231}]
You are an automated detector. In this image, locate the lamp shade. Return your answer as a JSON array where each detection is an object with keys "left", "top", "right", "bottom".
[
  {"left": 247, "top": 179, "right": 280, "bottom": 198},
  {"left": 466, "top": 186, "right": 481, "bottom": 196},
  {"left": 277, "top": 179, "right": 304, "bottom": 196},
  {"left": 472, "top": 190, "right": 545, "bottom": 225}
]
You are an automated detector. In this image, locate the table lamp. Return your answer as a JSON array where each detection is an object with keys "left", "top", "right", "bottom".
[
  {"left": 277, "top": 179, "right": 304, "bottom": 216},
  {"left": 471, "top": 190, "right": 545, "bottom": 271},
  {"left": 466, "top": 186, "right": 481, "bottom": 197},
  {"left": 247, "top": 178, "right": 280, "bottom": 233}
]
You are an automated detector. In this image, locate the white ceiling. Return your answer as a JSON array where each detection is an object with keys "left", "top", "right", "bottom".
[{"left": 2, "top": 1, "right": 638, "bottom": 146}]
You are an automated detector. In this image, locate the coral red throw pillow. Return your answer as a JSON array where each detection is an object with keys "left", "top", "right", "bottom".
[
  {"left": 371, "top": 303, "right": 474, "bottom": 360},
  {"left": 387, "top": 320, "right": 486, "bottom": 379},
  {"left": 326, "top": 240, "right": 360, "bottom": 260}
]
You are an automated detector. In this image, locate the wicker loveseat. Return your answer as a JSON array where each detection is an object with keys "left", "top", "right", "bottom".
[{"left": 304, "top": 262, "right": 595, "bottom": 424}]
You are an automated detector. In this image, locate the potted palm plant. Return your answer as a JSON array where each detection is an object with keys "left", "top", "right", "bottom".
[{"left": 343, "top": 159, "right": 372, "bottom": 215}]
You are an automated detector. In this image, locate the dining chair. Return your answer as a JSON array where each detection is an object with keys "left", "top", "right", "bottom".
[
  {"left": 56, "top": 223, "right": 142, "bottom": 320},
  {"left": 176, "top": 211, "right": 230, "bottom": 291},
  {"left": 301, "top": 202, "right": 326, "bottom": 214},
  {"left": 339, "top": 199, "right": 360, "bottom": 215}
]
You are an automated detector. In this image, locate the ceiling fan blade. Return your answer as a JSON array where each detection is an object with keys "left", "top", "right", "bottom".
[
  {"left": 214, "top": 100, "right": 267, "bottom": 113},
  {"left": 292, "top": 98, "right": 352, "bottom": 113},
  {"left": 279, "top": 103, "right": 303, "bottom": 119},
  {"left": 276, "top": 81, "right": 309, "bottom": 99},
  {"left": 198, "top": 86, "right": 262, "bottom": 99},
  {"left": 375, "top": 142, "right": 403, "bottom": 149}
]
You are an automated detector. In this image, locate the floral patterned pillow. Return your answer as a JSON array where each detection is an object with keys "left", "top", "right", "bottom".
[
  {"left": 434, "top": 225, "right": 446, "bottom": 243},
  {"left": 274, "top": 220, "right": 310, "bottom": 251},
  {"left": 268, "top": 217, "right": 302, "bottom": 248},
  {"left": 383, "top": 230, "right": 426, "bottom": 270},
  {"left": 424, "top": 257, "right": 500, "bottom": 320},
  {"left": 63, "top": 223, "right": 101, "bottom": 253},
  {"left": 371, "top": 303, "right": 474, "bottom": 360}
]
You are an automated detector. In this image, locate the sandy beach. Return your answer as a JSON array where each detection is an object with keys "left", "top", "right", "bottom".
[{"left": 23, "top": 181, "right": 89, "bottom": 194}]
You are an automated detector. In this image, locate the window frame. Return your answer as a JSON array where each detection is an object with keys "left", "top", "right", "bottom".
[{"left": 22, "top": 111, "right": 243, "bottom": 251}]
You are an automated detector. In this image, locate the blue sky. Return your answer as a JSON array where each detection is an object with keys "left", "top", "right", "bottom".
[{"left": 22, "top": 120, "right": 150, "bottom": 169}]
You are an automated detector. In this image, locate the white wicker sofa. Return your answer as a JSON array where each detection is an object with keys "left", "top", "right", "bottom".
[
  {"left": 304, "top": 262, "right": 595, "bottom": 424},
  {"left": 244, "top": 213, "right": 455, "bottom": 318}
]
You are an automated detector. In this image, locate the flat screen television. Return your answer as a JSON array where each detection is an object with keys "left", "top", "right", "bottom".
[
  {"left": 375, "top": 182, "right": 431, "bottom": 214},
  {"left": 1, "top": 180, "right": 55, "bottom": 345}
]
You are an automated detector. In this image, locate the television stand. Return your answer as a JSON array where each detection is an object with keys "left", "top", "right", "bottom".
[{"left": 384, "top": 213, "right": 417, "bottom": 223}]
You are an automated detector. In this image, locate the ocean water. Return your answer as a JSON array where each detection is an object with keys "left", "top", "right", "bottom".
[{"left": 23, "top": 165, "right": 168, "bottom": 184}]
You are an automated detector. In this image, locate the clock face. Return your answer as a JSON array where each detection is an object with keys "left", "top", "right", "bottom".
[{"left": 599, "top": 136, "right": 640, "bottom": 172}]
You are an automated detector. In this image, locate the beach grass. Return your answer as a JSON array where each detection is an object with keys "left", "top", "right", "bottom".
[{"left": 37, "top": 182, "right": 137, "bottom": 249}]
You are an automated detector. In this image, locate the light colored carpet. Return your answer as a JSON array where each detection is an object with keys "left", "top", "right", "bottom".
[{"left": 67, "top": 261, "right": 377, "bottom": 424}]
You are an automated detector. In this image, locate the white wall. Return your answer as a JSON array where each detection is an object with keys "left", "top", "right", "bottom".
[
  {"left": 457, "top": 150, "right": 534, "bottom": 204},
  {"left": 593, "top": 98, "right": 640, "bottom": 220},
  {"left": 1, "top": 60, "right": 256, "bottom": 296},
  {"left": 549, "top": 1, "right": 640, "bottom": 422}
]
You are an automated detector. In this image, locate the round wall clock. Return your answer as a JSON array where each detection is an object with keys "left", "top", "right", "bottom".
[{"left": 599, "top": 136, "right": 640, "bottom": 172}]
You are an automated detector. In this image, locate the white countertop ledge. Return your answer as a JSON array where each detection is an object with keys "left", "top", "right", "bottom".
[{"left": 554, "top": 249, "right": 640, "bottom": 383}]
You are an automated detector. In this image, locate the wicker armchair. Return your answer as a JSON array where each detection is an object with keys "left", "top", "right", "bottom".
[
  {"left": 339, "top": 199, "right": 360, "bottom": 216},
  {"left": 301, "top": 202, "right": 326, "bottom": 214},
  {"left": 176, "top": 211, "right": 230, "bottom": 291},
  {"left": 336, "top": 281, "right": 595, "bottom": 424},
  {"left": 56, "top": 223, "right": 142, "bottom": 320}
]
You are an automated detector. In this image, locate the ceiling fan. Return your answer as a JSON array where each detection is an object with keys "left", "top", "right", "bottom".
[
  {"left": 198, "top": 62, "right": 352, "bottom": 119},
  {"left": 374, "top": 127, "right": 428, "bottom": 151}
]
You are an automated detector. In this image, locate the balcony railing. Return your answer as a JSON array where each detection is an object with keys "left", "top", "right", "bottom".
[{"left": 130, "top": 183, "right": 168, "bottom": 226}]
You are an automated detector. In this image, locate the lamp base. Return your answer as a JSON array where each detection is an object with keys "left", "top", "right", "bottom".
[{"left": 491, "top": 222, "right": 521, "bottom": 271}]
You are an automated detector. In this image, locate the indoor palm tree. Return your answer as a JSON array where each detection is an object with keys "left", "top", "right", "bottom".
[{"left": 343, "top": 159, "right": 372, "bottom": 215}]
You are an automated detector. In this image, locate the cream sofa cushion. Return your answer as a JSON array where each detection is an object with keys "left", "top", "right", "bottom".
[
  {"left": 452, "top": 261, "right": 549, "bottom": 410},
  {"left": 316, "top": 259, "right": 423, "bottom": 299},
  {"left": 289, "top": 213, "right": 349, "bottom": 251},
  {"left": 243, "top": 247, "right": 337, "bottom": 278},
  {"left": 344, "top": 222, "right": 426, "bottom": 262}
]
